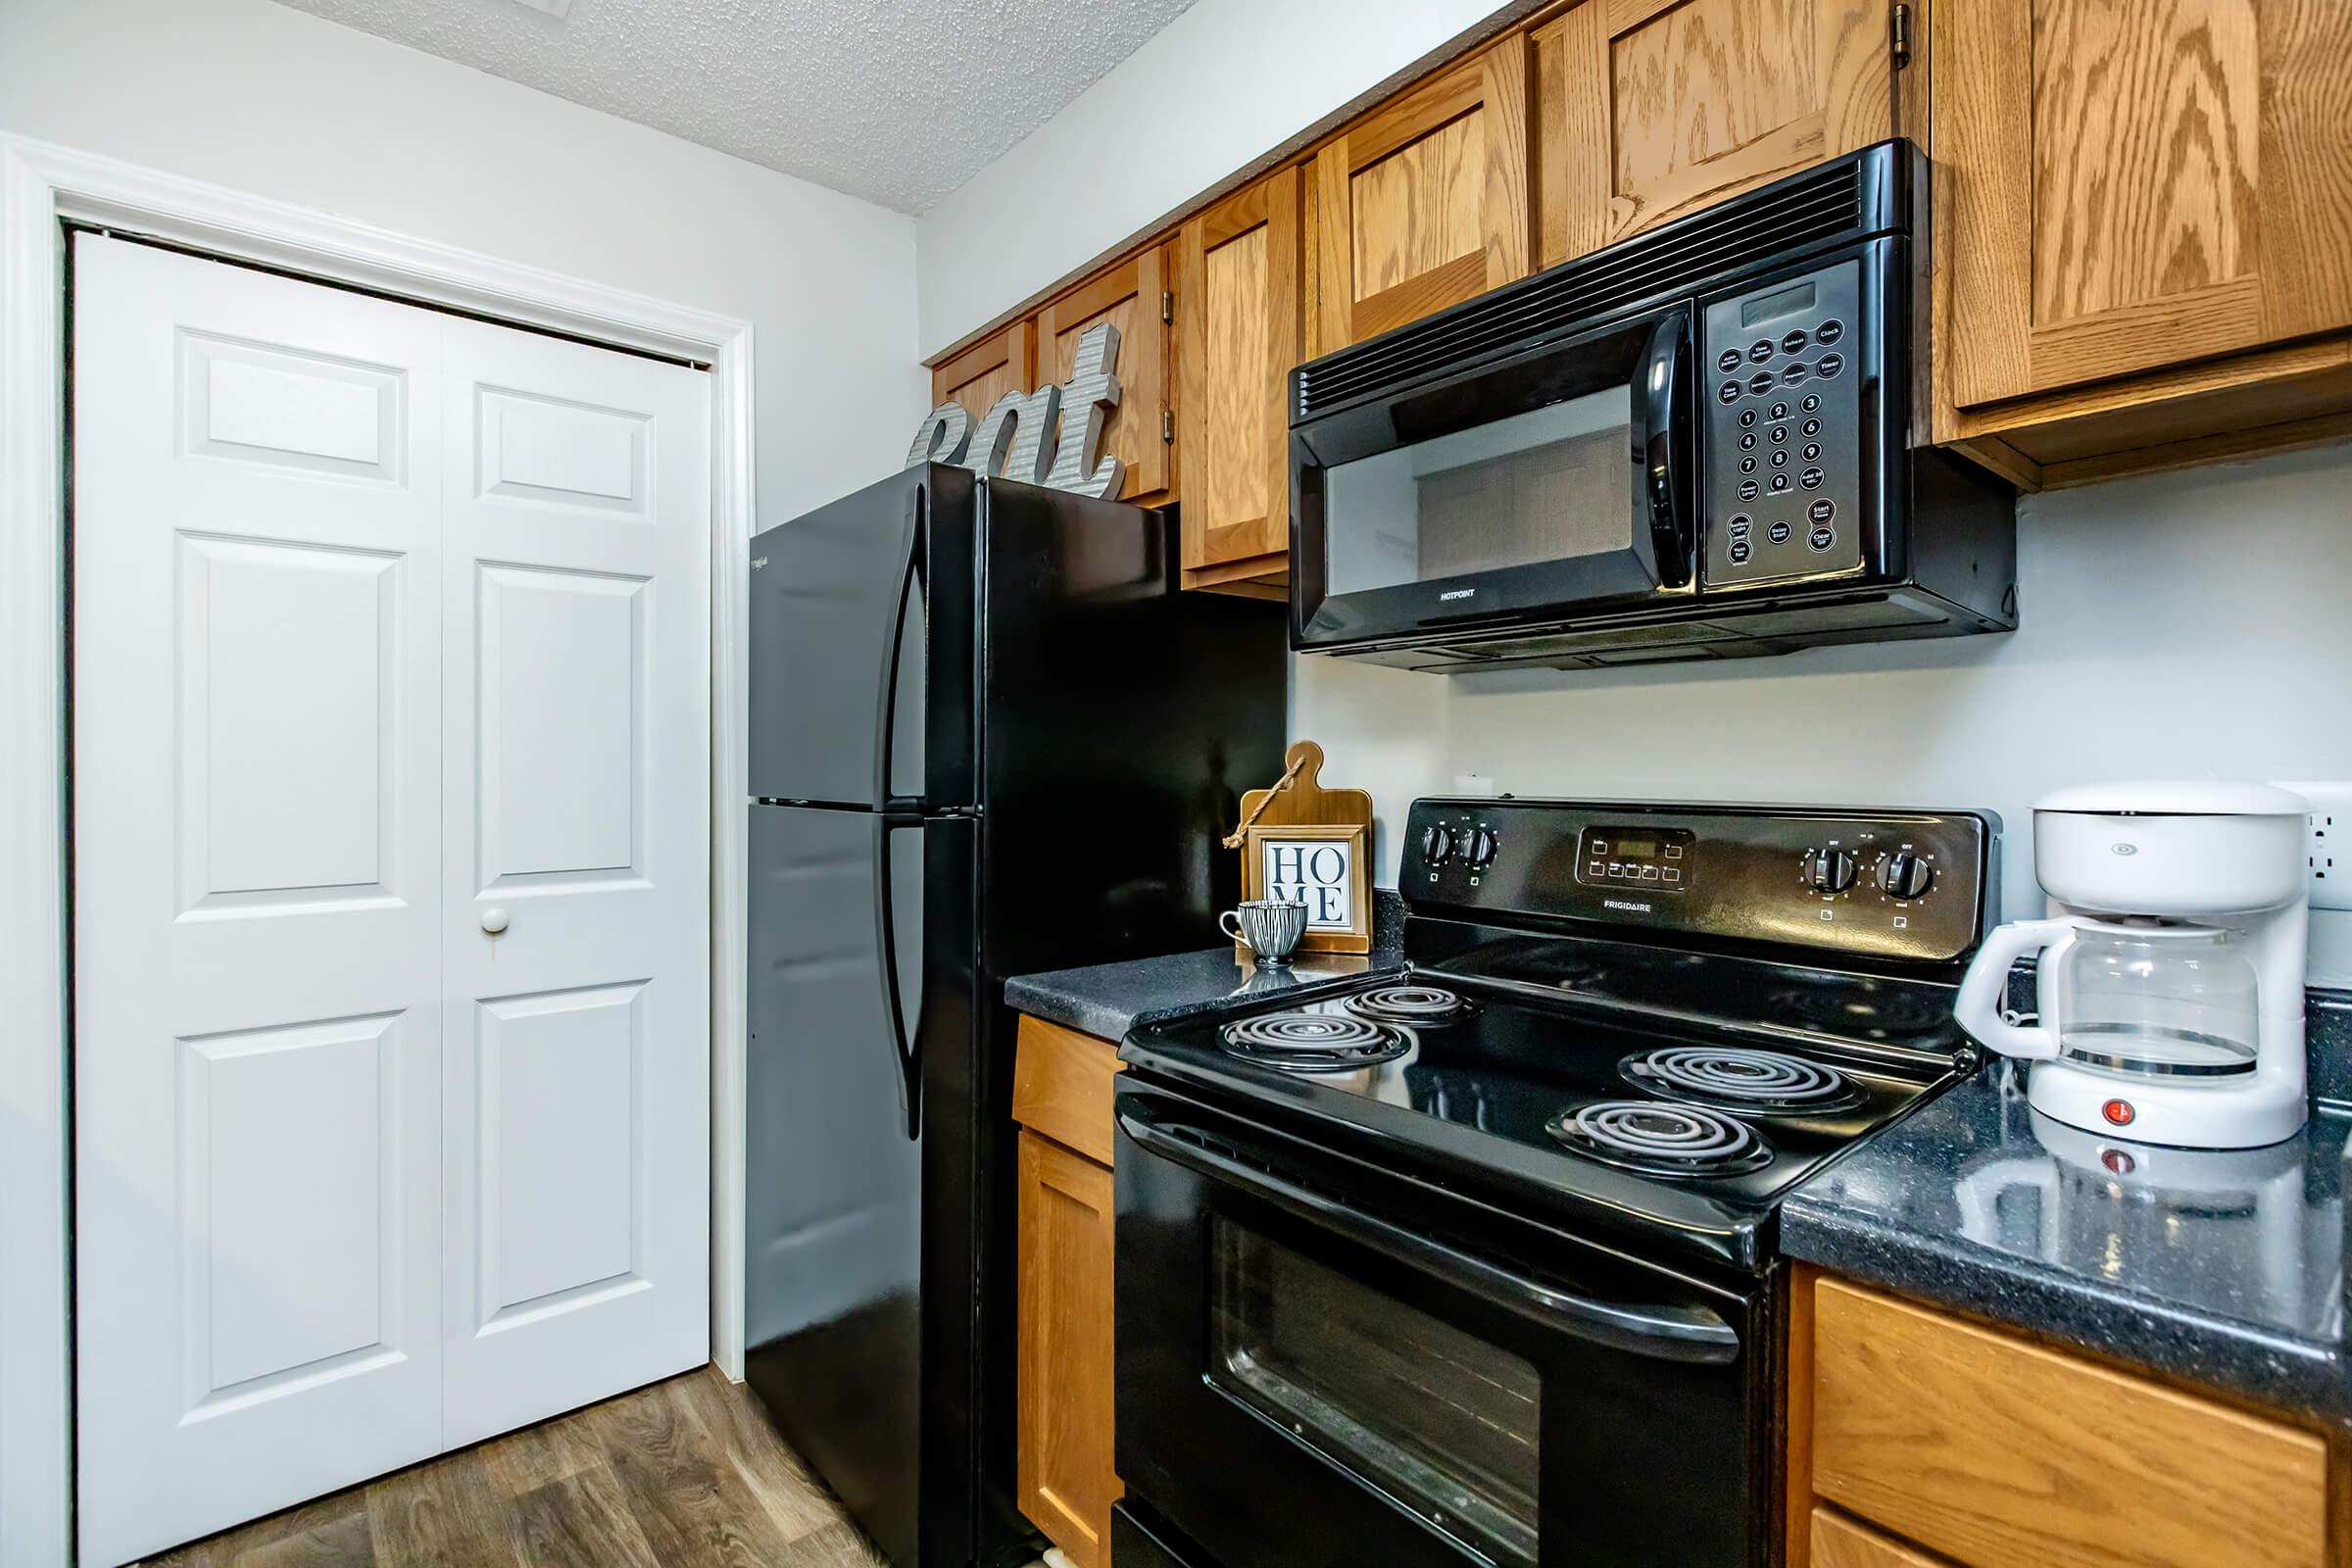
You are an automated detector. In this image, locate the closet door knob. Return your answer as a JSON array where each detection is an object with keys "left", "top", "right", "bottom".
[{"left": 480, "top": 906, "right": 511, "bottom": 935}]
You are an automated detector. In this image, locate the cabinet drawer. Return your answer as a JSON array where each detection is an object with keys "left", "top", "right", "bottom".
[
  {"left": 1810, "top": 1507, "right": 1951, "bottom": 1568},
  {"left": 1012, "top": 1014, "right": 1121, "bottom": 1165},
  {"left": 1811, "top": 1279, "right": 2328, "bottom": 1568}
]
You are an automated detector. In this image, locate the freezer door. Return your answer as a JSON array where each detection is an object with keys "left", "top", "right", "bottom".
[
  {"left": 744, "top": 803, "right": 930, "bottom": 1563},
  {"left": 748, "top": 466, "right": 976, "bottom": 808},
  {"left": 975, "top": 479, "right": 1288, "bottom": 976}
]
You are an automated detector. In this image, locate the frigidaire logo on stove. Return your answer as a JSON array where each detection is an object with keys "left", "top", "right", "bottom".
[
  {"left": 1439, "top": 587, "right": 1478, "bottom": 601},
  {"left": 1603, "top": 898, "right": 1653, "bottom": 913}
]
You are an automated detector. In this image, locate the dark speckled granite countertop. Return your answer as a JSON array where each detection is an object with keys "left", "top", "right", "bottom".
[
  {"left": 1005, "top": 891, "right": 1406, "bottom": 1039},
  {"left": 1785, "top": 1053, "right": 2352, "bottom": 1422},
  {"left": 1004, "top": 891, "right": 1406, "bottom": 1041}
]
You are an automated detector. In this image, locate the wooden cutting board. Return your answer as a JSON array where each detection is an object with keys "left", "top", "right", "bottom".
[
  {"left": 1231, "top": 740, "right": 1372, "bottom": 835},
  {"left": 1228, "top": 740, "right": 1376, "bottom": 956}
]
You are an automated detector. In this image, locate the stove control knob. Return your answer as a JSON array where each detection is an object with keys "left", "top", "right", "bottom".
[
  {"left": 1877, "top": 851, "right": 1934, "bottom": 900},
  {"left": 1421, "top": 823, "right": 1456, "bottom": 865},
  {"left": 1805, "top": 848, "right": 1858, "bottom": 894},
  {"left": 1466, "top": 828, "right": 1497, "bottom": 869}
]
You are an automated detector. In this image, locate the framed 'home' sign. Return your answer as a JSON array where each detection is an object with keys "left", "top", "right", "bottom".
[{"left": 1242, "top": 821, "right": 1370, "bottom": 956}]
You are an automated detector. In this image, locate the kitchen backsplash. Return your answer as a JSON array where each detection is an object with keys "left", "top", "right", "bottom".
[{"left": 1302, "top": 440, "right": 2352, "bottom": 986}]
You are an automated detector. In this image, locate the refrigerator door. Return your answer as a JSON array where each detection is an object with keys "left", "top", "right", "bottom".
[
  {"left": 748, "top": 466, "right": 977, "bottom": 808},
  {"left": 745, "top": 803, "right": 974, "bottom": 1565}
]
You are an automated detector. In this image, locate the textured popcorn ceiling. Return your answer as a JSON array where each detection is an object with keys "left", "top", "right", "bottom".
[{"left": 267, "top": 0, "right": 1200, "bottom": 213}]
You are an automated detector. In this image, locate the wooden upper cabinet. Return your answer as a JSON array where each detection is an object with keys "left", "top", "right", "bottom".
[
  {"left": 1040, "top": 247, "right": 1174, "bottom": 503},
  {"left": 1308, "top": 36, "right": 1534, "bottom": 355},
  {"left": 931, "top": 318, "right": 1035, "bottom": 426},
  {"left": 1535, "top": 0, "right": 1894, "bottom": 268},
  {"left": 1179, "top": 167, "right": 1303, "bottom": 580},
  {"left": 1940, "top": 0, "right": 2352, "bottom": 410}
]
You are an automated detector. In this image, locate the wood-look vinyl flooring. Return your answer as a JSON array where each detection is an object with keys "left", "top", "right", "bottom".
[{"left": 135, "top": 1366, "right": 890, "bottom": 1568}]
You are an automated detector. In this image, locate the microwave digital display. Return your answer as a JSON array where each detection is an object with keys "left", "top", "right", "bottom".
[
  {"left": 1740, "top": 280, "right": 1817, "bottom": 327},
  {"left": 1576, "top": 826, "right": 1695, "bottom": 893}
]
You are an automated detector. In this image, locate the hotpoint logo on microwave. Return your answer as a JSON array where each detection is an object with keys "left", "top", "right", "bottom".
[{"left": 1439, "top": 587, "right": 1478, "bottom": 602}]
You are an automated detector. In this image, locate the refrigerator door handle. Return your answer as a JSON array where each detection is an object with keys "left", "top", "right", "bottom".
[
  {"left": 878, "top": 484, "right": 926, "bottom": 815},
  {"left": 875, "top": 817, "right": 923, "bottom": 1141}
]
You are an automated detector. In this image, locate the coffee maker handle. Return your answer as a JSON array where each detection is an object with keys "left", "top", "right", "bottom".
[{"left": 1955, "top": 918, "right": 2074, "bottom": 1060}]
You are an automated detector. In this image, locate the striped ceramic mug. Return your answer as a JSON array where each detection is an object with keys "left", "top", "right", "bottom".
[{"left": 1220, "top": 898, "right": 1307, "bottom": 966}]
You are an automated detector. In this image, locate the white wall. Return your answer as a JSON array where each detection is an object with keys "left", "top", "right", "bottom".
[
  {"left": 1, "top": 3, "right": 928, "bottom": 1556},
  {"left": 1317, "top": 443, "right": 2352, "bottom": 986},
  {"left": 1, "top": 0, "right": 928, "bottom": 521},
  {"left": 914, "top": 0, "right": 1517, "bottom": 358}
]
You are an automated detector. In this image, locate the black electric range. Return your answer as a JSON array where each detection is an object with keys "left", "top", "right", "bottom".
[{"left": 1111, "top": 798, "right": 1999, "bottom": 1568}]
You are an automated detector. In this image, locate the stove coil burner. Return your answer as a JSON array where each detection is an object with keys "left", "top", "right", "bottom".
[
  {"left": 1768, "top": 985, "right": 1947, "bottom": 1038},
  {"left": 1343, "top": 984, "right": 1474, "bottom": 1027},
  {"left": 1220, "top": 1011, "right": 1412, "bottom": 1073},
  {"left": 1544, "top": 1101, "right": 1772, "bottom": 1178},
  {"left": 1620, "top": 1047, "right": 1863, "bottom": 1115}
]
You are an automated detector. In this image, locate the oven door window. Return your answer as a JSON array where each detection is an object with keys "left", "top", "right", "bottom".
[
  {"left": 1323, "top": 386, "right": 1633, "bottom": 598},
  {"left": 1208, "top": 1215, "right": 1540, "bottom": 1568}
]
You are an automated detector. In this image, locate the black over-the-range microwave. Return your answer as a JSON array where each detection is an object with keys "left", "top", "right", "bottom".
[{"left": 1288, "top": 139, "right": 2017, "bottom": 671}]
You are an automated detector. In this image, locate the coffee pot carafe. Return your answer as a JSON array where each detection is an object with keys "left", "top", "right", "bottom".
[{"left": 1954, "top": 782, "right": 2309, "bottom": 1149}]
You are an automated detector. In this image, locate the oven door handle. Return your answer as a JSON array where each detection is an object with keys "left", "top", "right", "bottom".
[{"left": 1117, "top": 1107, "right": 1741, "bottom": 1365}]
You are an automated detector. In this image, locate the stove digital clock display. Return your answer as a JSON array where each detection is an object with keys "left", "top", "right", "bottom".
[{"left": 1576, "top": 825, "right": 1695, "bottom": 893}]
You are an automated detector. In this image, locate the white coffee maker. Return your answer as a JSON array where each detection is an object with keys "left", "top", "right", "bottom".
[{"left": 1954, "top": 781, "right": 2310, "bottom": 1150}]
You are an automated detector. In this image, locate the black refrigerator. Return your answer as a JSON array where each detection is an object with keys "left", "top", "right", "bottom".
[{"left": 745, "top": 464, "right": 1285, "bottom": 1567}]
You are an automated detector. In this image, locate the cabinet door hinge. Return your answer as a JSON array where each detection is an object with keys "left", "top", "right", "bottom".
[
  {"left": 1161, "top": 409, "right": 1175, "bottom": 444},
  {"left": 1161, "top": 290, "right": 1174, "bottom": 325},
  {"left": 1890, "top": 2, "right": 1913, "bottom": 68}
]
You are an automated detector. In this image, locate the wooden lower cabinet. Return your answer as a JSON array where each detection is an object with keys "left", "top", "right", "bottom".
[
  {"left": 1788, "top": 1269, "right": 2334, "bottom": 1568},
  {"left": 1016, "top": 1130, "right": 1118, "bottom": 1568},
  {"left": 1011, "top": 1015, "right": 1123, "bottom": 1568},
  {"left": 1810, "top": 1507, "right": 1954, "bottom": 1568}
]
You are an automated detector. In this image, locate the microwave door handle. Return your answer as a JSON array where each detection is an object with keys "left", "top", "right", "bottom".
[
  {"left": 1634, "top": 310, "right": 1695, "bottom": 588},
  {"left": 1116, "top": 1108, "right": 1740, "bottom": 1365}
]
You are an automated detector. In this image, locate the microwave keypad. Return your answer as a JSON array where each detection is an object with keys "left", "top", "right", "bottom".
[{"left": 1701, "top": 261, "right": 1863, "bottom": 586}]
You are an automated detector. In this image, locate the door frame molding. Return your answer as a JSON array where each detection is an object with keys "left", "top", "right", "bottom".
[{"left": 1, "top": 132, "right": 755, "bottom": 1563}]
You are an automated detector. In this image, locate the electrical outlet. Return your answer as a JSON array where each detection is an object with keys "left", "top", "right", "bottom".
[{"left": 2280, "top": 782, "right": 2352, "bottom": 911}]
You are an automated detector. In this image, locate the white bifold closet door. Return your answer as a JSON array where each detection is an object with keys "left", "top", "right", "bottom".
[{"left": 73, "top": 233, "right": 711, "bottom": 1566}]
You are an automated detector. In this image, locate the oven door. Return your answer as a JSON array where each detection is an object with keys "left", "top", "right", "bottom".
[
  {"left": 1290, "top": 306, "right": 1696, "bottom": 652},
  {"left": 1114, "top": 1082, "right": 1768, "bottom": 1568}
]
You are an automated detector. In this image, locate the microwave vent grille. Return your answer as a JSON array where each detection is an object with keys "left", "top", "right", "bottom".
[{"left": 1297, "top": 161, "right": 1867, "bottom": 421}]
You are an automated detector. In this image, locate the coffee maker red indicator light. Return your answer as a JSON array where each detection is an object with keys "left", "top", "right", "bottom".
[{"left": 2101, "top": 1098, "right": 2135, "bottom": 1127}]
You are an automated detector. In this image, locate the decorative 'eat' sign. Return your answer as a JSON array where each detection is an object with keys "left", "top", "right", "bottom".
[{"left": 904, "top": 322, "right": 1125, "bottom": 500}]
